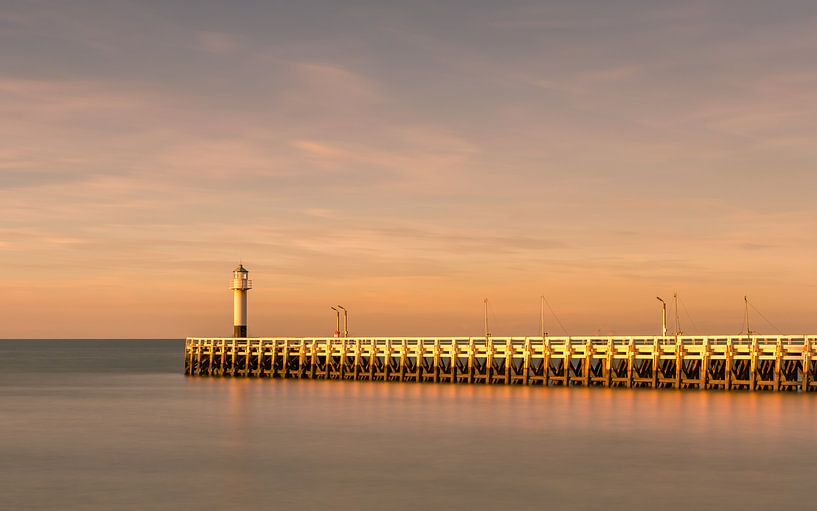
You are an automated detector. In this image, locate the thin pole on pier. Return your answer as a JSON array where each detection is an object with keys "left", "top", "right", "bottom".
[
  {"left": 484, "top": 298, "right": 491, "bottom": 339},
  {"left": 330, "top": 307, "right": 341, "bottom": 337},
  {"left": 657, "top": 297, "right": 667, "bottom": 337},
  {"left": 540, "top": 295, "right": 546, "bottom": 339},
  {"left": 337, "top": 305, "right": 348, "bottom": 338},
  {"left": 673, "top": 292, "right": 681, "bottom": 335},
  {"left": 744, "top": 296, "right": 751, "bottom": 336}
]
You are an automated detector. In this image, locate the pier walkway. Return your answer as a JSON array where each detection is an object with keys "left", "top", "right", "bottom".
[{"left": 185, "top": 336, "right": 817, "bottom": 391}]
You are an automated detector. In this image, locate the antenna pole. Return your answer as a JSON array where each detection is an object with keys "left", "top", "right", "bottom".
[
  {"left": 540, "top": 295, "right": 545, "bottom": 338},
  {"left": 744, "top": 296, "right": 750, "bottom": 336}
]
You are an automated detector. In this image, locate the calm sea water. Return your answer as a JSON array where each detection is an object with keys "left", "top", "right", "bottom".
[{"left": 1, "top": 340, "right": 816, "bottom": 510}]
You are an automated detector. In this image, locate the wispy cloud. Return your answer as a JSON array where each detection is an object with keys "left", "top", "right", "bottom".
[{"left": 192, "top": 31, "right": 241, "bottom": 55}]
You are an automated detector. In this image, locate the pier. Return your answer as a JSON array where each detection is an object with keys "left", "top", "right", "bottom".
[{"left": 185, "top": 336, "right": 817, "bottom": 392}]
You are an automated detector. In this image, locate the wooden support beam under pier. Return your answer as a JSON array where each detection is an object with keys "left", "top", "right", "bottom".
[{"left": 184, "top": 336, "right": 817, "bottom": 393}]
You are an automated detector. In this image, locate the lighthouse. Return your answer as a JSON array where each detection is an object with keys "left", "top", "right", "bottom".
[{"left": 230, "top": 264, "right": 252, "bottom": 337}]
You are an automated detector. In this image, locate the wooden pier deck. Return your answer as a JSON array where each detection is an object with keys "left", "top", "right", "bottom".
[{"left": 185, "top": 336, "right": 817, "bottom": 392}]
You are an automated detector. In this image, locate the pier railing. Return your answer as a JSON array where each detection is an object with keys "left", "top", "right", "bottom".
[{"left": 184, "top": 335, "right": 817, "bottom": 392}]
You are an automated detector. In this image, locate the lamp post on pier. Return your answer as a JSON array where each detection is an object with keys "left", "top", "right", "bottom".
[
  {"left": 330, "top": 307, "right": 341, "bottom": 337},
  {"left": 337, "top": 305, "right": 348, "bottom": 338},
  {"left": 656, "top": 297, "right": 667, "bottom": 337}
]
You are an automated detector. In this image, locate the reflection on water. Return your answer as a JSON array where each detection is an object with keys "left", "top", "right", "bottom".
[{"left": 1, "top": 341, "right": 816, "bottom": 510}]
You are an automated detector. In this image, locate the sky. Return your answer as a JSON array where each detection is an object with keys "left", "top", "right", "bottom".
[{"left": 2, "top": 0, "right": 817, "bottom": 338}]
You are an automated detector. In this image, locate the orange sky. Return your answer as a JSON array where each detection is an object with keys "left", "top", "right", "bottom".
[{"left": 2, "top": 1, "right": 817, "bottom": 338}]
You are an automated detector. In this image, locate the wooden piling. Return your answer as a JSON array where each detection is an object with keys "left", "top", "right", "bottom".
[{"left": 183, "top": 335, "right": 817, "bottom": 393}]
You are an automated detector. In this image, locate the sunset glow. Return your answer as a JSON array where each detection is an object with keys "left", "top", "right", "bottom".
[{"left": 2, "top": 1, "right": 816, "bottom": 338}]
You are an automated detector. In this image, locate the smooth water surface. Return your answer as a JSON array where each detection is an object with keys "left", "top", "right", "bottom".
[{"left": 1, "top": 340, "right": 816, "bottom": 510}]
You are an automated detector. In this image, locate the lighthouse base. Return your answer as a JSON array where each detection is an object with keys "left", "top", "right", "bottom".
[{"left": 233, "top": 326, "right": 247, "bottom": 338}]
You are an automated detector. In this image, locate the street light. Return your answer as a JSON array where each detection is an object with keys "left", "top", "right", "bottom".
[
  {"left": 330, "top": 307, "right": 341, "bottom": 338},
  {"left": 656, "top": 297, "right": 667, "bottom": 337},
  {"left": 337, "top": 305, "right": 348, "bottom": 338}
]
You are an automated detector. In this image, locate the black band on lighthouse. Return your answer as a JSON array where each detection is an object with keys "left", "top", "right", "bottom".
[{"left": 234, "top": 325, "right": 247, "bottom": 338}]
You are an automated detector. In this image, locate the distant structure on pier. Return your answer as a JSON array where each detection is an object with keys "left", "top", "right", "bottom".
[
  {"left": 230, "top": 264, "right": 251, "bottom": 337},
  {"left": 184, "top": 266, "right": 816, "bottom": 393}
]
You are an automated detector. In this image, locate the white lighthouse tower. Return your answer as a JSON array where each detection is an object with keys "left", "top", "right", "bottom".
[{"left": 230, "top": 264, "right": 252, "bottom": 337}]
